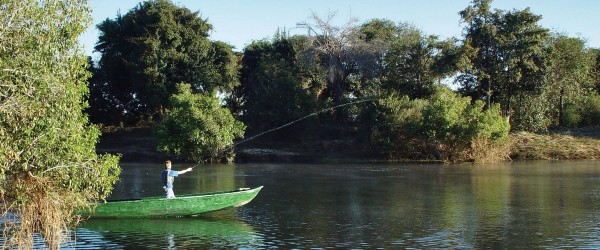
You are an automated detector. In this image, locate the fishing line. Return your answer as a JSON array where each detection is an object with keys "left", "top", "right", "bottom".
[
  {"left": 194, "top": 97, "right": 380, "bottom": 164},
  {"left": 231, "top": 97, "right": 380, "bottom": 148}
]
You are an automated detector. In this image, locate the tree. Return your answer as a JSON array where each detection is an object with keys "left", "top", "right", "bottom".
[
  {"left": 459, "top": 0, "right": 498, "bottom": 109},
  {"left": 352, "top": 18, "right": 396, "bottom": 98},
  {"left": 297, "top": 13, "right": 388, "bottom": 112},
  {"left": 382, "top": 23, "right": 458, "bottom": 99},
  {"left": 359, "top": 18, "right": 397, "bottom": 42},
  {"left": 459, "top": 0, "right": 549, "bottom": 131},
  {"left": 297, "top": 11, "right": 359, "bottom": 107},
  {"left": 493, "top": 8, "right": 548, "bottom": 121},
  {"left": 0, "top": 1, "right": 121, "bottom": 248},
  {"left": 93, "top": 0, "right": 238, "bottom": 124},
  {"left": 545, "top": 35, "right": 595, "bottom": 126},
  {"left": 87, "top": 57, "right": 122, "bottom": 125},
  {"left": 155, "top": 84, "right": 246, "bottom": 163},
  {"left": 237, "top": 36, "right": 319, "bottom": 141}
]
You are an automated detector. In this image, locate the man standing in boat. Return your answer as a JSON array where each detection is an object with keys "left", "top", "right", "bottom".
[{"left": 161, "top": 160, "right": 193, "bottom": 198}]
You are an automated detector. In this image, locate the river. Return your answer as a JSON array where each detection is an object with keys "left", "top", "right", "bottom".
[{"left": 60, "top": 160, "right": 600, "bottom": 248}]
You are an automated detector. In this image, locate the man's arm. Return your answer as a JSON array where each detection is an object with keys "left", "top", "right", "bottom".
[{"left": 179, "top": 167, "right": 193, "bottom": 174}]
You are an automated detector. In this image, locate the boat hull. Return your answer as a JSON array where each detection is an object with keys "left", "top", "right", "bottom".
[{"left": 82, "top": 186, "right": 263, "bottom": 218}]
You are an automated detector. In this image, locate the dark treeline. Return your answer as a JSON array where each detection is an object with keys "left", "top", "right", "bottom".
[{"left": 87, "top": 0, "right": 600, "bottom": 163}]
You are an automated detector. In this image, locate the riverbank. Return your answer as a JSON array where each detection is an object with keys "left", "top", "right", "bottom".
[
  {"left": 97, "top": 126, "right": 600, "bottom": 163},
  {"left": 511, "top": 127, "right": 600, "bottom": 160},
  {"left": 96, "top": 126, "right": 169, "bottom": 162}
]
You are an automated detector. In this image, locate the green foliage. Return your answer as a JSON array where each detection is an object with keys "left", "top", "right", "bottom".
[
  {"left": 91, "top": 0, "right": 238, "bottom": 124},
  {"left": 155, "top": 84, "right": 246, "bottom": 162},
  {"left": 368, "top": 94, "right": 427, "bottom": 159},
  {"left": 580, "top": 93, "right": 600, "bottom": 126},
  {"left": 360, "top": 18, "right": 398, "bottom": 42},
  {"left": 0, "top": 0, "right": 121, "bottom": 248},
  {"left": 562, "top": 106, "right": 581, "bottom": 128},
  {"left": 370, "top": 87, "right": 509, "bottom": 162},
  {"left": 382, "top": 23, "right": 452, "bottom": 99},
  {"left": 422, "top": 87, "right": 509, "bottom": 161},
  {"left": 545, "top": 35, "right": 596, "bottom": 127},
  {"left": 594, "top": 49, "right": 600, "bottom": 93},
  {"left": 563, "top": 92, "right": 600, "bottom": 127},
  {"left": 237, "top": 37, "right": 318, "bottom": 141},
  {"left": 509, "top": 93, "right": 552, "bottom": 133},
  {"left": 459, "top": 0, "right": 549, "bottom": 118}
]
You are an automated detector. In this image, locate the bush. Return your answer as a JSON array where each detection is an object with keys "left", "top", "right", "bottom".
[
  {"left": 510, "top": 93, "right": 552, "bottom": 133},
  {"left": 580, "top": 93, "right": 600, "bottom": 126},
  {"left": 370, "top": 94, "right": 427, "bottom": 159},
  {"left": 422, "top": 87, "right": 510, "bottom": 162},
  {"left": 562, "top": 105, "right": 581, "bottom": 128},
  {"left": 0, "top": 1, "right": 121, "bottom": 248},
  {"left": 370, "top": 87, "right": 510, "bottom": 162},
  {"left": 155, "top": 84, "right": 246, "bottom": 163}
]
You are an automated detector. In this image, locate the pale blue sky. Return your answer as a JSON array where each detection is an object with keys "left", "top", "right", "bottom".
[{"left": 81, "top": 0, "right": 600, "bottom": 58}]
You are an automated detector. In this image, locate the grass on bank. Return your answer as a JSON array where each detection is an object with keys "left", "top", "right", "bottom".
[{"left": 510, "top": 131, "right": 600, "bottom": 160}]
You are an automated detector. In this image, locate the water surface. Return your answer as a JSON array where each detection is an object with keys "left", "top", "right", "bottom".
[{"left": 66, "top": 160, "right": 600, "bottom": 249}]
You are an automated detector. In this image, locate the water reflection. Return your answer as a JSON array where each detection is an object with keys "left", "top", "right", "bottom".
[
  {"left": 7, "top": 161, "right": 600, "bottom": 248},
  {"left": 233, "top": 161, "right": 600, "bottom": 248},
  {"left": 75, "top": 214, "right": 261, "bottom": 249}
]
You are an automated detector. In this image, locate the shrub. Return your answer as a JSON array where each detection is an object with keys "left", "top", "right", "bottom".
[
  {"left": 370, "top": 87, "right": 510, "bottom": 162},
  {"left": 562, "top": 105, "right": 582, "bottom": 128},
  {"left": 370, "top": 94, "right": 427, "bottom": 159},
  {"left": 155, "top": 84, "right": 246, "bottom": 163},
  {"left": 0, "top": 1, "right": 121, "bottom": 248},
  {"left": 580, "top": 93, "right": 600, "bottom": 126},
  {"left": 510, "top": 93, "right": 552, "bottom": 133},
  {"left": 422, "top": 87, "right": 509, "bottom": 162}
]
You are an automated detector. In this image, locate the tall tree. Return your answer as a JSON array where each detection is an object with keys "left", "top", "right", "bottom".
[
  {"left": 382, "top": 23, "right": 456, "bottom": 99},
  {"left": 297, "top": 12, "right": 389, "bottom": 106},
  {"left": 93, "top": 0, "right": 238, "bottom": 124},
  {"left": 460, "top": 0, "right": 549, "bottom": 131},
  {"left": 459, "top": 0, "right": 498, "bottom": 109},
  {"left": 0, "top": 0, "right": 121, "bottom": 248},
  {"left": 297, "top": 12, "right": 395, "bottom": 133},
  {"left": 297, "top": 11, "right": 356, "bottom": 106},
  {"left": 545, "top": 35, "right": 595, "bottom": 126},
  {"left": 494, "top": 7, "right": 548, "bottom": 118},
  {"left": 237, "top": 37, "right": 318, "bottom": 140}
]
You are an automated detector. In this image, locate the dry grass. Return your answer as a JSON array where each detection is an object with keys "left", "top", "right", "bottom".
[
  {"left": 510, "top": 131, "right": 600, "bottom": 160},
  {"left": 471, "top": 136, "right": 511, "bottom": 163},
  {"left": 2, "top": 175, "right": 88, "bottom": 249}
]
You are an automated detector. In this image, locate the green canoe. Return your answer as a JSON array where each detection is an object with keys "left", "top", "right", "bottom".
[{"left": 81, "top": 186, "right": 263, "bottom": 219}]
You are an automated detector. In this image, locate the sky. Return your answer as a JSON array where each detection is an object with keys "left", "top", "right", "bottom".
[{"left": 80, "top": 0, "right": 600, "bottom": 58}]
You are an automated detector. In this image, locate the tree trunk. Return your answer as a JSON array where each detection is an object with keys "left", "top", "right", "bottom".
[{"left": 485, "top": 77, "right": 492, "bottom": 110}]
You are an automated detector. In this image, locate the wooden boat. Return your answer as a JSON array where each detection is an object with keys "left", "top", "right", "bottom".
[{"left": 81, "top": 186, "right": 263, "bottom": 219}]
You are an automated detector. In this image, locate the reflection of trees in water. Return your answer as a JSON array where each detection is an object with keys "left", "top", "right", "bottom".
[
  {"left": 63, "top": 162, "right": 600, "bottom": 248},
  {"left": 240, "top": 163, "right": 600, "bottom": 248}
]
